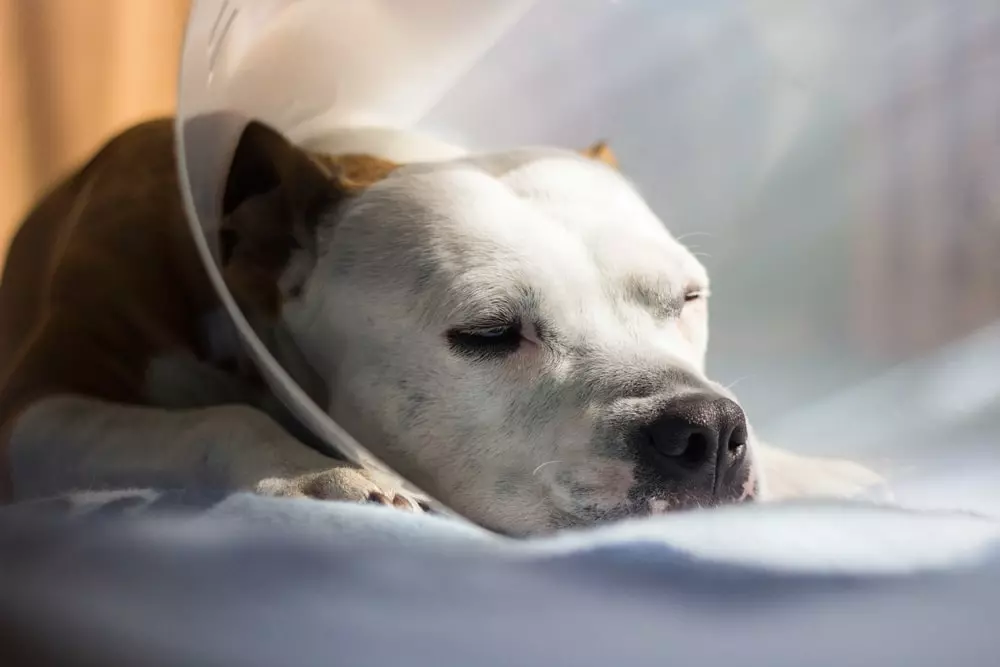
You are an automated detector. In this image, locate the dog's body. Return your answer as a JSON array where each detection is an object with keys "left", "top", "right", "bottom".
[{"left": 0, "top": 119, "right": 882, "bottom": 535}]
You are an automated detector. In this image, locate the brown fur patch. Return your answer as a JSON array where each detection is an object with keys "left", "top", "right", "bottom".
[
  {"left": 0, "top": 119, "right": 214, "bottom": 500},
  {"left": 0, "top": 119, "right": 402, "bottom": 500},
  {"left": 310, "top": 153, "right": 399, "bottom": 194},
  {"left": 219, "top": 123, "right": 399, "bottom": 322},
  {"left": 581, "top": 140, "right": 618, "bottom": 168}
]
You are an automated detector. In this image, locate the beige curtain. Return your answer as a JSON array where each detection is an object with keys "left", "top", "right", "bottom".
[{"left": 0, "top": 0, "right": 190, "bottom": 265}]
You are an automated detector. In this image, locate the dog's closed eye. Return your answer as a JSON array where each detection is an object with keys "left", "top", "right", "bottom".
[
  {"left": 447, "top": 321, "right": 522, "bottom": 360},
  {"left": 684, "top": 289, "right": 707, "bottom": 303}
]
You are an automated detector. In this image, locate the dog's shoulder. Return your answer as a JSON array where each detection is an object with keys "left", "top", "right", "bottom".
[{"left": 0, "top": 118, "right": 222, "bottom": 496}]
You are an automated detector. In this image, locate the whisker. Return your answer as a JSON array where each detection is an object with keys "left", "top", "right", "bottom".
[
  {"left": 532, "top": 460, "right": 562, "bottom": 476},
  {"left": 675, "top": 231, "right": 715, "bottom": 243},
  {"left": 724, "top": 376, "right": 750, "bottom": 390}
]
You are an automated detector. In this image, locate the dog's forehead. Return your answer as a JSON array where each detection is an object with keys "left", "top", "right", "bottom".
[
  {"left": 354, "top": 149, "right": 703, "bottom": 278},
  {"left": 324, "top": 150, "right": 709, "bottom": 320}
]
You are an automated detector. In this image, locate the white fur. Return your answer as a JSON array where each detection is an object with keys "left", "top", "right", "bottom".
[{"left": 278, "top": 141, "right": 883, "bottom": 533}]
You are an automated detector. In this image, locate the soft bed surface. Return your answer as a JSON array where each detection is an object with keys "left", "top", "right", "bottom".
[{"left": 2, "top": 494, "right": 1000, "bottom": 666}]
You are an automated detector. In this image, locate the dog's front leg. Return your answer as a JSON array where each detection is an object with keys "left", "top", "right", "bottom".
[
  {"left": 754, "top": 441, "right": 889, "bottom": 502},
  {"left": 7, "top": 395, "right": 421, "bottom": 509}
]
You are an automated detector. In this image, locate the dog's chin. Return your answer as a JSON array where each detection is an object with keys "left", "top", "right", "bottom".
[
  {"left": 550, "top": 478, "right": 759, "bottom": 531},
  {"left": 638, "top": 487, "right": 758, "bottom": 516}
]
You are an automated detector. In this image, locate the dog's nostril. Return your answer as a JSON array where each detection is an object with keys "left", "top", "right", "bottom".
[
  {"left": 727, "top": 424, "right": 748, "bottom": 453},
  {"left": 681, "top": 432, "right": 710, "bottom": 466}
]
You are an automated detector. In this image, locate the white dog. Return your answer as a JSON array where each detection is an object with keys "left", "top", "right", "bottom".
[{"left": 0, "top": 119, "right": 882, "bottom": 535}]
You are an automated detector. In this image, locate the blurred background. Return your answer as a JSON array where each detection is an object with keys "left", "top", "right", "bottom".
[
  {"left": 4, "top": 0, "right": 1000, "bottom": 510},
  {"left": 0, "top": 0, "right": 189, "bottom": 260}
]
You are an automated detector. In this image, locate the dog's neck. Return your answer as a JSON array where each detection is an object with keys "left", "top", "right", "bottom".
[{"left": 185, "top": 306, "right": 331, "bottom": 452}]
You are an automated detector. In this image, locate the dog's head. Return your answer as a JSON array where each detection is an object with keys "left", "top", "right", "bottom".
[{"left": 220, "top": 122, "right": 759, "bottom": 535}]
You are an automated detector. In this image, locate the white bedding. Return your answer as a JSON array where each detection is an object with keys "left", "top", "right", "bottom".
[{"left": 2, "top": 493, "right": 999, "bottom": 666}]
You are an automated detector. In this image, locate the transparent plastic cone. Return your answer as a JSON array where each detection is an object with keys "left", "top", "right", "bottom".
[{"left": 177, "top": 1, "right": 1000, "bottom": 519}]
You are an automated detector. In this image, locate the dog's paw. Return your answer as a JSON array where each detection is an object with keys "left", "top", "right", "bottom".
[
  {"left": 758, "top": 446, "right": 890, "bottom": 502},
  {"left": 799, "top": 458, "right": 890, "bottom": 501},
  {"left": 255, "top": 465, "right": 427, "bottom": 512}
]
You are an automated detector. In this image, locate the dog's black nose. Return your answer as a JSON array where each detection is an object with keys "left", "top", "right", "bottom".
[{"left": 640, "top": 393, "right": 747, "bottom": 488}]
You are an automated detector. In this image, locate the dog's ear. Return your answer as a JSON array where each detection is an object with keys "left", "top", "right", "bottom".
[
  {"left": 220, "top": 121, "right": 397, "bottom": 317},
  {"left": 580, "top": 140, "right": 618, "bottom": 168},
  {"left": 309, "top": 152, "right": 399, "bottom": 195}
]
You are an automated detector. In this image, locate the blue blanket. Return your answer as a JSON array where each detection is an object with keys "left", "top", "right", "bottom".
[{"left": 2, "top": 493, "right": 1000, "bottom": 666}]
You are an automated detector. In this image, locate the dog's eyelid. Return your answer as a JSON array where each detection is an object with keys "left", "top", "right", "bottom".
[
  {"left": 457, "top": 317, "right": 521, "bottom": 333},
  {"left": 684, "top": 285, "right": 710, "bottom": 300},
  {"left": 446, "top": 318, "right": 524, "bottom": 360}
]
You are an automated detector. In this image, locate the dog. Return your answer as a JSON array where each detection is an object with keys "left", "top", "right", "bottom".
[{"left": 0, "top": 118, "right": 883, "bottom": 535}]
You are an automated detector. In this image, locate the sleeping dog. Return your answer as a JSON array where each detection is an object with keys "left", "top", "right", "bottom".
[{"left": 0, "top": 119, "right": 882, "bottom": 535}]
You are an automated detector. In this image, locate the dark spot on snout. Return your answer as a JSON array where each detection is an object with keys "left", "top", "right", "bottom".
[
  {"left": 555, "top": 470, "right": 575, "bottom": 488},
  {"left": 413, "top": 257, "right": 437, "bottom": 290},
  {"left": 494, "top": 477, "right": 519, "bottom": 498},
  {"left": 400, "top": 389, "right": 429, "bottom": 424}
]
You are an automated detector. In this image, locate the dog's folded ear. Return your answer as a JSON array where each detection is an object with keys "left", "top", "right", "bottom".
[
  {"left": 222, "top": 121, "right": 332, "bottom": 220},
  {"left": 581, "top": 140, "right": 618, "bottom": 169},
  {"left": 219, "top": 120, "right": 397, "bottom": 316}
]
